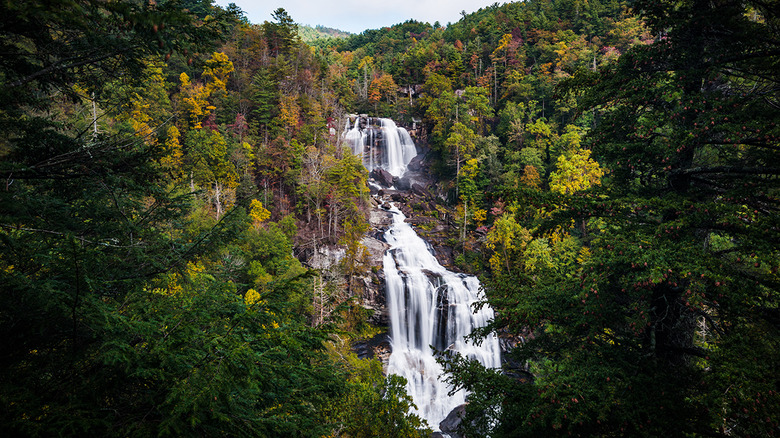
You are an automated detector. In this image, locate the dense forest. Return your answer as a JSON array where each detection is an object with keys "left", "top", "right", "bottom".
[{"left": 0, "top": 0, "right": 778, "bottom": 437}]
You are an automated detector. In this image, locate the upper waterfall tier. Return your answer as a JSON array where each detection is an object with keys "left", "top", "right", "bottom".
[{"left": 342, "top": 116, "right": 417, "bottom": 177}]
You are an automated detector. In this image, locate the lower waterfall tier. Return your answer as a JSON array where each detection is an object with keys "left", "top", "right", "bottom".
[{"left": 383, "top": 205, "right": 501, "bottom": 429}]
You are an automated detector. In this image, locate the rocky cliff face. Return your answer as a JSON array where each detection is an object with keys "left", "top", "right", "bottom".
[
  {"left": 360, "top": 202, "right": 393, "bottom": 328},
  {"left": 367, "top": 152, "right": 461, "bottom": 271}
]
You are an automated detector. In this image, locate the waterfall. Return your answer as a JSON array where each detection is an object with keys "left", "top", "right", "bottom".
[
  {"left": 343, "top": 117, "right": 363, "bottom": 156},
  {"left": 341, "top": 117, "right": 416, "bottom": 177},
  {"left": 383, "top": 205, "right": 502, "bottom": 429},
  {"left": 397, "top": 126, "right": 417, "bottom": 166},
  {"left": 380, "top": 118, "right": 417, "bottom": 176}
]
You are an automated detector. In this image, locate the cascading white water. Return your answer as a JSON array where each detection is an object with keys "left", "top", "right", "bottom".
[
  {"left": 343, "top": 117, "right": 364, "bottom": 156},
  {"left": 384, "top": 206, "right": 502, "bottom": 429},
  {"left": 340, "top": 117, "right": 417, "bottom": 177},
  {"left": 397, "top": 126, "right": 417, "bottom": 166},
  {"left": 381, "top": 118, "right": 417, "bottom": 177}
]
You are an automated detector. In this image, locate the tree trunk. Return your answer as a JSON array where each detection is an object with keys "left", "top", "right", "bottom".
[{"left": 214, "top": 182, "right": 223, "bottom": 219}]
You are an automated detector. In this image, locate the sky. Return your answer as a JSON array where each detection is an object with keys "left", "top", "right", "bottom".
[{"left": 214, "top": 1, "right": 507, "bottom": 34}]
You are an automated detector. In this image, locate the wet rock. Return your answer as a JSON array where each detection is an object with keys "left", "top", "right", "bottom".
[
  {"left": 352, "top": 332, "right": 392, "bottom": 365},
  {"left": 371, "top": 168, "right": 395, "bottom": 187},
  {"left": 412, "top": 183, "right": 433, "bottom": 199},
  {"left": 378, "top": 189, "right": 401, "bottom": 198},
  {"left": 439, "top": 404, "right": 467, "bottom": 438},
  {"left": 367, "top": 180, "right": 382, "bottom": 195},
  {"left": 369, "top": 207, "right": 394, "bottom": 228},
  {"left": 407, "top": 154, "right": 425, "bottom": 171},
  {"left": 394, "top": 174, "right": 412, "bottom": 191}
]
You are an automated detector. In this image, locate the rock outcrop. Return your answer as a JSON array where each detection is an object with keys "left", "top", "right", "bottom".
[
  {"left": 370, "top": 168, "right": 395, "bottom": 187},
  {"left": 439, "top": 404, "right": 467, "bottom": 438}
]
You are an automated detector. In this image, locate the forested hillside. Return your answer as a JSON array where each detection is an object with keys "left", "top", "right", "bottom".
[
  {"left": 299, "top": 25, "right": 351, "bottom": 42},
  {"left": 1, "top": 0, "right": 778, "bottom": 437}
]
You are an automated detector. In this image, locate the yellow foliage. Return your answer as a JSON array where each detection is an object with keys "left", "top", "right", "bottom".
[
  {"left": 160, "top": 125, "right": 183, "bottom": 172},
  {"left": 520, "top": 165, "right": 541, "bottom": 190},
  {"left": 126, "top": 63, "right": 168, "bottom": 145},
  {"left": 473, "top": 208, "right": 487, "bottom": 225},
  {"left": 186, "top": 260, "right": 206, "bottom": 275},
  {"left": 463, "top": 157, "right": 480, "bottom": 179},
  {"left": 486, "top": 213, "right": 531, "bottom": 273},
  {"left": 597, "top": 328, "right": 617, "bottom": 345},
  {"left": 357, "top": 55, "right": 374, "bottom": 70},
  {"left": 249, "top": 199, "right": 271, "bottom": 225},
  {"left": 547, "top": 227, "right": 570, "bottom": 246},
  {"left": 242, "top": 142, "right": 255, "bottom": 161},
  {"left": 549, "top": 147, "right": 604, "bottom": 195},
  {"left": 202, "top": 52, "right": 234, "bottom": 95},
  {"left": 492, "top": 33, "right": 513, "bottom": 59},
  {"left": 179, "top": 72, "right": 213, "bottom": 129},
  {"left": 245, "top": 288, "right": 262, "bottom": 306},
  {"left": 177, "top": 53, "right": 233, "bottom": 130},
  {"left": 278, "top": 93, "right": 301, "bottom": 134},
  {"left": 129, "top": 101, "right": 155, "bottom": 145},
  {"left": 576, "top": 246, "right": 592, "bottom": 265}
]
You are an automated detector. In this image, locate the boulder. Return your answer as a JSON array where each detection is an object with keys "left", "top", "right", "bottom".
[
  {"left": 439, "top": 404, "right": 467, "bottom": 438},
  {"left": 394, "top": 174, "right": 412, "bottom": 191},
  {"left": 371, "top": 168, "right": 395, "bottom": 187},
  {"left": 407, "top": 154, "right": 425, "bottom": 171},
  {"left": 378, "top": 189, "right": 400, "bottom": 197},
  {"left": 379, "top": 189, "right": 406, "bottom": 202},
  {"left": 369, "top": 207, "right": 394, "bottom": 228},
  {"left": 367, "top": 180, "right": 382, "bottom": 195},
  {"left": 411, "top": 183, "right": 433, "bottom": 199}
]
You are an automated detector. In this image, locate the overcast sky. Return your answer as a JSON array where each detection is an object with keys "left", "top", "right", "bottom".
[{"left": 214, "top": 1, "right": 507, "bottom": 34}]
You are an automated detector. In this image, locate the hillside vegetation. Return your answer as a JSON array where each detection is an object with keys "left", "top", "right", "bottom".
[
  {"left": 299, "top": 24, "right": 351, "bottom": 42},
  {"left": 1, "top": 0, "right": 778, "bottom": 436}
]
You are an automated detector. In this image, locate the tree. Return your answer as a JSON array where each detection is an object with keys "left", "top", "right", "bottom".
[
  {"left": 486, "top": 213, "right": 531, "bottom": 273},
  {"left": 548, "top": 146, "right": 604, "bottom": 195},
  {"left": 460, "top": 86, "right": 494, "bottom": 135},
  {"left": 263, "top": 8, "right": 299, "bottom": 56},
  {"left": 445, "top": 122, "right": 478, "bottom": 194},
  {"left": 368, "top": 72, "right": 398, "bottom": 111},
  {"left": 251, "top": 66, "right": 280, "bottom": 136}
]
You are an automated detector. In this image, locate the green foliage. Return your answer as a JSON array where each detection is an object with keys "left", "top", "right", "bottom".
[
  {"left": 323, "top": 342, "right": 431, "bottom": 437},
  {"left": 298, "top": 24, "right": 351, "bottom": 43},
  {"left": 0, "top": 3, "right": 364, "bottom": 437},
  {"left": 460, "top": 86, "right": 494, "bottom": 134},
  {"left": 442, "top": 1, "right": 780, "bottom": 437},
  {"left": 262, "top": 8, "right": 300, "bottom": 56}
]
